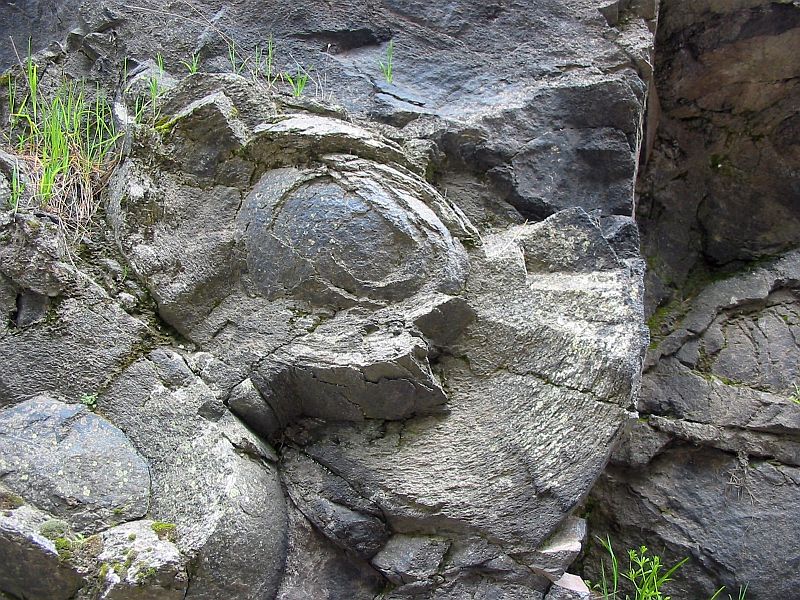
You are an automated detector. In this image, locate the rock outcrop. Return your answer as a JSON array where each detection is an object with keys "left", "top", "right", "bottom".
[
  {"left": 582, "top": 1, "right": 800, "bottom": 599},
  {"left": 0, "top": 0, "right": 658, "bottom": 598}
]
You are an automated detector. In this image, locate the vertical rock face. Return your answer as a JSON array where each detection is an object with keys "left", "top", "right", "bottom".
[
  {"left": 0, "top": 1, "right": 654, "bottom": 598},
  {"left": 638, "top": 0, "right": 800, "bottom": 302},
  {"left": 584, "top": 1, "right": 800, "bottom": 599}
]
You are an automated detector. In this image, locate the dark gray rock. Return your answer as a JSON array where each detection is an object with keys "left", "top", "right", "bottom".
[
  {"left": 0, "top": 503, "right": 83, "bottom": 600},
  {"left": 372, "top": 533, "right": 450, "bottom": 587},
  {"left": 0, "top": 292, "right": 150, "bottom": 405},
  {"left": 586, "top": 249, "right": 800, "bottom": 597},
  {"left": 0, "top": 396, "right": 150, "bottom": 533},
  {"left": 282, "top": 448, "right": 389, "bottom": 560},
  {"left": 276, "top": 502, "right": 386, "bottom": 600},
  {"left": 588, "top": 447, "right": 800, "bottom": 600},
  {"left": 507, "top": 128, "right": 636, "bottom": 218},
  {"left": 638, "top": 0, "right": 800, "bottom": 286},
  {"left": 226, "top": 378, "right": 281, "bottom": 439},
  {"left": 0, "top": 2, "right": 81, "bottom": 71}
]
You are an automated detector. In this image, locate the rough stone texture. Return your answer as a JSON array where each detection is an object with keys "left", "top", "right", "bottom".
[
  {"left": 589, "top": 447, "right": 800, "bottom": 600},
  {"left": 0, "top": 396, "right": 150, "bottom": 534},
  {"left": 105, "top": 72, "right": 646, "bottom": 597},
  {"left": 277, "top": 501, "right": 386, "bottom": 600},
  {"left": 0, "top": 210, "right": 152, "bottom": 406},
  {"left": 544, "top": 574, "right": 591, "bottom": 600},
  {"left": 0, "top": 0, "right": 657, "bottom": 597},
  {"left": 576, "top": 2, "right": 800, "bottom": 597},
  {"left": 585, "top": 251, "right": 800, "bottom": 599},
  {"left": 100, "top": 349, "right": 289, "bottom": 600},
  {"left": 96, "top": 520, "right": 188, "bottom": 600},
  {"left": 638, "top": 0, "right": 800, "bottom": 303},
  {"left": 0, "top": 503, "right": 84, "bottom": 600}
]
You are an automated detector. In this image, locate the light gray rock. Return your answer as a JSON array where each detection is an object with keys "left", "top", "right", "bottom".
[
  {"left": 101, "top": 351, "right": 288, "bottom": 600},
  {"left": 0, "top": 211, "right": 73, "bottom": 297},
  {"left": 0, "top": 396, "right": 150, "bottom": 533},
  {"left": 253, "top": 315, "right": 448, "bottom": 426},
  {"left": 528, "top": 517, "right": 587, "bottom": 583},
  {"left": 544, "top": 574, "right": 591, "bottom": 600},
  {"left": 96, "top": 520, "right": 187, "bottom": 600}
]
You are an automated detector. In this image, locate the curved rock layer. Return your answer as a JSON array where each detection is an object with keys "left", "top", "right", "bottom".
[{"left": 0, "top": 1, "right": 654, "bottom": 599}]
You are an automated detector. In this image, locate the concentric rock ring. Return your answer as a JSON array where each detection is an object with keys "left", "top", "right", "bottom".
[{"left": 239, "top": 161, "right": 467, "bottom": 308}]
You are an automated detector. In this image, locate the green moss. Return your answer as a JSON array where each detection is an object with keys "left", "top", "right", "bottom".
[
  {"left": 136, "top": 566, "right": 158, "bottom": 585},
  {"left": 54, "top": 537, "right": 73, "bottom": 560},
  {"left": 128, "top": 532, "right": 137, "bottom": 541},
  {"left": 99, "top": 562, "right": 111, "bottom": 580},
  {"left": 151, "top": 521, "right": 177, "bottom": 542},
  {"left": 0, "top": 490, "right": 24, "bottom": 510},
  {"left": 646, "top": 299, "right": 682, "bottom": 346},
  {"left": 40, "top": 519, "right": 70, "bottom": 541}
]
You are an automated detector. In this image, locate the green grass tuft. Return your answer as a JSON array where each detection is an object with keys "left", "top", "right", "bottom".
[{"left": 4, "top": 44, "right": 121, "bottom": 238}]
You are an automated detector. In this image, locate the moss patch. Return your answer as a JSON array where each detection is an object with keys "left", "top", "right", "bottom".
[
  {"left": 151, "top": 521, "right": 177, "bottom": 542},
  {"left": 0, "top": 490, "right": 24, "bottom": 510}
]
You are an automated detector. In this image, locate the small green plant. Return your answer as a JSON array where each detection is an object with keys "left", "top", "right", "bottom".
[
  {"left": 136, "top": 565, "right": 158, "bottom": 584},
  {"left": 80, "top": 393, "right": 98, "bottom": 409},
  {"left": 181, "top": 51, "right": 201, "bottom": 74},
  {"left": 379, "top": 40, "right": 394, "bottom": 84},
  {"left": 54, "top": 536, "right": 74, "bottom": 559},
  {"left": 227, "top": 41, "right": 247, "bottom": 75},
  {"left": 0, "top": 489, "right": 24, "bottom": 510},
  {"left": 5, "top": 44, "right": 121, "bottom": 236},
  {"left": 252, "top": 36, "right": 279, "bottom": 87},
  {"left": 134, "top": 53, "right": 165, "bottom": 125},
  {"left": 9, "top": 160, "right": 23, "bottom": 210},
  {"left": 790, "top": 383, "right": 800, "bottom": 405},
  {"left": 151, "top": 521, "right": 177, "bottom": 542},
  {"left": 710, "top": 584, "right": 749, "bottom": 600},
  {"left": 591, "top": 536, "right": 687, "bottom": 600},
  {"left": 283, "top": 68, "right": 309, "bottom": 97},
  {"left": 39, "top": 519, "right": 70, "bottom": 541}
]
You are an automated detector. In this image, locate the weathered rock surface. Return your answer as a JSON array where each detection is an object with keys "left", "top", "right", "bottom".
[
  {"left": 639, "top": 0, "right": 800, "bottom": 301},
  {"left": 585, "top": 251, "right": 800, "bottom": 599},
  {"left": 100, "top": 349, "right": 288, "bottom": 600},
  {"left": 0, "top": 0, "right": 658, "bottom": 597},
  {"left": 105, "top": 71, "right": 646, "bottom": 597},
  {"left": 0, "top": 396, "right": 150, "bottom": 533},
  {"left": 577, "top": 1, "right": 800, "bottom": 597}
]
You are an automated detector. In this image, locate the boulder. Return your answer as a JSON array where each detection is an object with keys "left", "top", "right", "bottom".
[{"left": 0, "top": 396, "right": 150, "bottom": 533}]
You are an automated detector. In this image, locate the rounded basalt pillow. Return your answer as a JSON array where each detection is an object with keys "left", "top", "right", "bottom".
[{"left": 238, "top": 158, "right": 467, "bottom": 308}]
